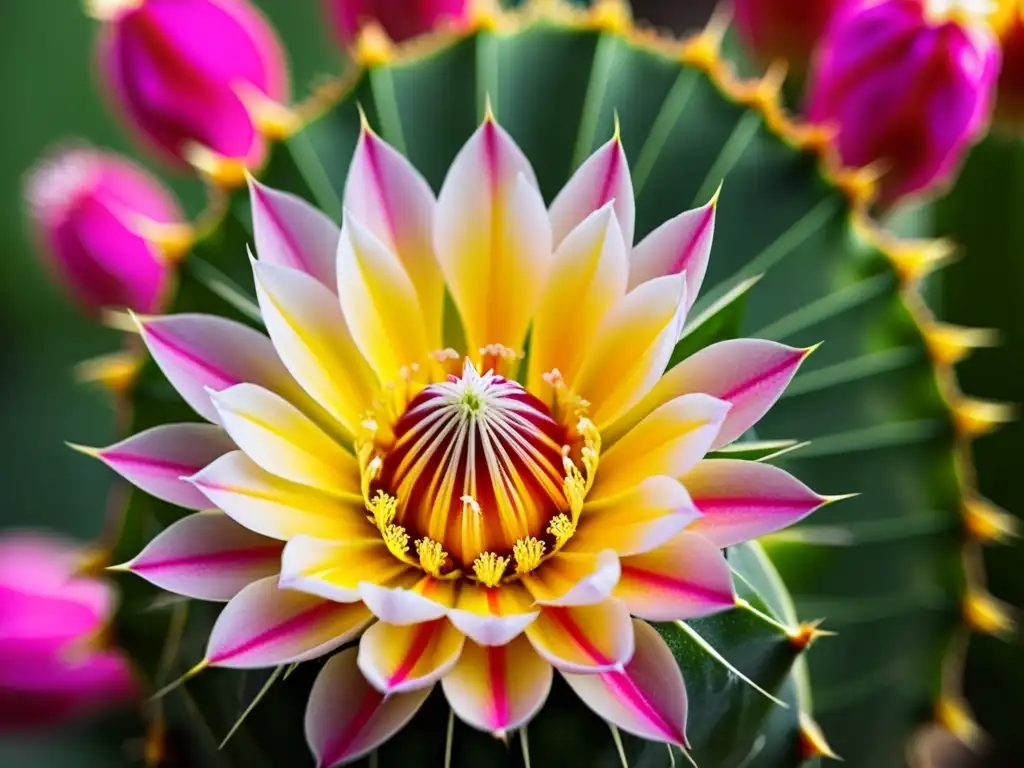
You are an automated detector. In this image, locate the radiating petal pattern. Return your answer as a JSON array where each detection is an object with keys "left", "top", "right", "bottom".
[
  {"left": 574, "top": 476, "right": 699, "bottom": 557},
  {"left": 434, "top": 116, "right": 551, "bottom": 354},
  {"left": 526, "top": 600, "right": 634, "bottom": 673},
  {"left": 279, "top": 535, "right": 409, "bottom": 603},
  {"left": 206, "top": 577, "right": 371, "bottom": 668},
  {"left": 123, "top": 510, "right": 282, "bottom": 601},
  {"left": 615, "top": 532, "right": 735, "bottom": 621},
  {"left": 563, "top": 619, "right": 688, "bottom": 746},
  {"left": 253, "top": 260, "right": 377, "bottom": 439},
  {"left": 448, "top": 582, "right": 538, "bottom": 647},
  {"left": 523, "top": 550, "right": 620, "bottom": 607},
  {"left": 344, "top": 125, "right": 443, "bottom": 349},
  {"left": 91, "top": 424, "right": 234, "bottom": 510},
  {"left": 592, "top": 394, "right": 730, "bottom": 500},
  {"left": 441, "top": 634, "right": 553, "bottom": 735},
  {"left": 684, "top": 459, "right": 829, "bottom": 547},
  {"left": 249, "top": 177, "right": 340, "bottom": 290},
  {"left": 306, "top": 648, "right": 431, "bottom": 768},
  {"left": 358, "top": 618, "right": 464, "bottom": 694}
]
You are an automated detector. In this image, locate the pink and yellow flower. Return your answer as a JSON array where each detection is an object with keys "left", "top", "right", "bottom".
[{"left": 95, "top": 112, "right": 827, "bottom": 765}]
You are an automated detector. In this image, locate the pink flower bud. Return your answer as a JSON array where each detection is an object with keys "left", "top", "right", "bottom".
[
  {"left": 25, "top": 146, "right": 183, "bottom": 316},
  {"left": 324, "top": 0, "right": 472, "bottom": 47},
  {"left": 94, "top": 0, "right": 289, "bottom": 177},
  {"left": 0, "top": 534, "right": 137, "bottom": 731},
  {"left": 808, "top": 0, "right": 1000, "bottom": 204},
  {"left": 733, "top": 0, "right": 847, "bottom": 76}
]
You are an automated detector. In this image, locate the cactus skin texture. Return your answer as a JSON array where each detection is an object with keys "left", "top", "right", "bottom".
[{"left": 87, "top": 2, "right": 994, "bottom": 766}]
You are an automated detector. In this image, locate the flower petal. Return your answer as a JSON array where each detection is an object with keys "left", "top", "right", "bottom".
[
  {"left": 210, "top": 383, "right": 360, "bottom": 497},
  {"left": 574, "top": 476, "right": 699, "bottom": 557},
  {"left": 91, "top": 424, "right": 234, "bottom": 510},
  {"left": 628, "top": 196, "right": 717, "bottom": 309},
  {"left": 434, "top": 116, "right": 551, "bottom": 354},
  {"left": 248, "top": 177, "right": 339, "bottom": 290},
  {"left": 448, "top": 582, "right": 538, "bottom": 647},
  {"left": 563, "top": 618, "right": 688, "bottom": 746},
  {"left": 335, "top": 212, "right": 432, "bottom": 382},
  {"left": 683, "top": 459, "right": 828, "bottom": 547},
  {"left": 253, "top": 260, "right": 378, "bottom": 439},
  {"left": 606, "top": 340, "right": 812, "bottom": 450},
  {"left": 615, "top": 532, "right": 735, "bottom": 621},
  {"left": 550, "top": 134, "right": 634, "bottom": 249},
  {"left": 123, "top": 510, "right": 282, "bottom": 601},
  {"left": 572, "top": 273, "right": 688, "bottom": 429},
  {"left": 527, "top": 204, "right": 628, "bottom": 394},
  {"left": 206, "top": 576, "right": 371, "bottom": 668},
  {"left": 359, "top": 577, "right": 452, "bottom": 626},
  {"left": 344, "top": 125, "right": 443, "bottom": 349},
  {"left": 525, "top": 600, "right": 634, "bottom": 673},
  {"left": 137, "top": 313, "right": 303, "bottom": 425},
  {"left": 279, "top": 535, "right": 409, "bottom": 603},
  {"left": 358, "top": 618, "right": 464, "bottom": 694},
  {"left": 522, "top": 549, "right": 620, "bottom": 607},
  {"left": 306, "top": 647, "right": 431, "bottom": 767},
  {"left": 191, "top": 451, "right": 369, "bottom": 541},
  {"left": 441, "top": 634, "right": 553, "bottom": 736},
  {"left": 592, "top": 394, "right": 730, "bottom": 501}
]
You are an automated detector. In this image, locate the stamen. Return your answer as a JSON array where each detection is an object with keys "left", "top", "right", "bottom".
[
  {"left": 513, "top": 537, "right": 546, "bottom": 574},
  {"left": 479, "top": 344, "right": 523, "bottom": 379},
  {"left": 367, "top": 489, "right": 413, "bottom": 564},
  {"left": 547, "top": 514, "right": 575, "bottom": 547},
  {"left": 473, "top": 552, "right": 510, "bottom": 587},
  {"left": 430, "top": 348, "right": 463, "bottom": 378},
  {"left": 381, "top": 525, "right": 410, "bottom": 559},
  {"left": 416, "top": 538, "right": 449, "bottom": 577}
]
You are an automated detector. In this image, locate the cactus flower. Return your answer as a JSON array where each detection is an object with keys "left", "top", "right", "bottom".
[
  {"left": 733, "top": 0, "right": 846, "bottom": 76},
  {"left": 807, "top": 0, "right": 1000, "bottom": 204},
  {"left": 95, "top": 113, "right": 828, "bottom": 765},
  {"left": 92, "top": 0, "right": 290, "bottom": 182},
  {"left": 324, "top": 0, "right": 472, "bottom": 47},
  {"left": 0, "top": 534, "right": 137, "bottom": 731},
  {"left": 25, "top": 146, "right": 183, "bottom": 315}
]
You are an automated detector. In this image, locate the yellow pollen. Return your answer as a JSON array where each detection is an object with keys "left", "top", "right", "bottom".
[
  {"left": 382, "top": 525, "right": 410, "bottom": 559},
  {"left": 368, "top": 490, "right": 398, "bottom": 529},
  {"left": 513, "top": 537, "right": 546, "bottom": 574},
  {"left": 547, "top": 514, "right": 575, "bottom": 547},
  {"left": 473, "top": 552, "right": 510, "bottom": 588},
  {"left": 416, "top": 538, "right": 448, "bottom": 577}
]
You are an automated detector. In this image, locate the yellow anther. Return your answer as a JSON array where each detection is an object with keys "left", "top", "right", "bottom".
[
  {"left": 513, "top": 537, "right": 546, "bottom": 574},
  {"left": 416, "top": 538, "right": 448, "bottom": 577},
  {"left": 479, "top": 344, "right": 522, "bottom": 379},
  {"left": 359, "top": 455, "right": 383, "bottom": 505},
  {"left": 381, "top": 525, "right": 410, "bottom": 559},
  {"left": 547, "top": 514, "right": 575, "bottom": 547},
  {"left": 473, "top": 552, "right": 509, "bottom": 587},
  {"left": 368, "top": 490, "right": 398, "bottom": 530}
]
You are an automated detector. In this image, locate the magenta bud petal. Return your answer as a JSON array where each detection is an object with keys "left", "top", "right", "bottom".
[
  {"left": 807, "top": 0, "right": 1000, "bottom": 204},
  {"left": 24, "top": 146, "right": 183, "bottom": 315},
  {"left": 96, "top": 0, "right": 290, "bottom": 170},
  {"left": 733, "top": 0, "right": 845, "bottom": 76},
  {"left": 0, "top": 534, "right": 137, "bottom": 732},
  {"left": 324, "top": 0, "right": 472, "bottom": 47}
]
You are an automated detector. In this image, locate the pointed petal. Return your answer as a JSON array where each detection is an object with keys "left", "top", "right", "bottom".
[
  {"left": 442, "top": 634, "right": 553, "bottom": 735},
  {"left": 683, "top": 459, "right": 828, "bottom": 547},
  {"left": 628, "top": 197, "right": 717, "bottom": 310},
  {"left": 434, "top": 118, "right": 551, "bottom": 353},
  {"left": 344, "top": 126, "right": 443, "bottom": 349},
  {"left": 191, "top": 451, "right": 369, "bottom": 541},
  {"left": 335, "top": 213, "right": 432, "bottom": 382},
  {"left": 358, "top": 618, "right": 464, "bottom": 694},
  {"left": 279, "top": 535, "right": 409, "bottom": 603},
  {"left": 525, "top": 600, "right": 634, "bottom": 673},
  {"left": 550, "top": 135, "right": 634, "bottom": 249},
  {"left": 528, "top": 205, "right": 628, "bottom": 394},
  {"left": 522, "top": 549, "right": 620, "bottom": 607},
  {"left": 574, "top": 476, "right": 699, "bottom": 557},
  {"left": 137, "top": 314, "right": 303, "bottom": 425},
  {"left": 615, "top": 532, "right": 735, "bottom": 621},
  {"left": 210, "top": 383, "right": 360, "bottom": 497},
  {"left": 607, "top": 340, "right": 811, "bottom": 450},
  {"left": 249, "top": 177, "right": 339, "bottom": 290},
  {"left": 206, "top": 576, "right": 371, "bottom": 668},
  {"left": 124, "top": 510, "right": 282, "bottom": 601},
  {"left": 592, "top": 394, "right": 730, "bottom": 501},
  {"left": 448, "top": 582, "right": 538, "bottom": 647},
  {"left": 94, "top": 424, "right": 234, "bottom": 510},
  {"left": 359, "top": 578, "right": 452, "bottom": 626},
  {"left": 253, "top": 260, "right": 378, "bottom": 439},
  {"left": 572, "top": 273, "right": 688, "bottom": 429},
  {"left": 563, "top": 619, "right": 688, "bottom": 746},
  {"left": 306, "top": 647, "right": 431, "bottom": 767}
]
